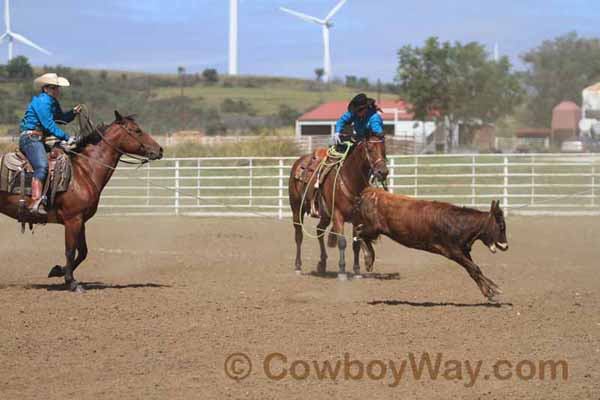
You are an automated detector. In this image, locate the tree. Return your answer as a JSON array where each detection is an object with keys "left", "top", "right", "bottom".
[
  {"left": 177, "top": 66, "right": 186, "bottom": 97},
  {"left": 277, "top": 104, "right": 301, "bottom": 126},
  {"left": 396, "top": 37, "right": 524, "bottom": 145},
  {"left": 202, "top": 68, "right": 219, "bottom": 84},
  {"left": 345, "top": 75, "right": 357, "bottom": 87},
  {"left": 521, "top": 32, "right": 600, "bottom": 127},
  {"left": 357, "top": 77, "right": 370, "bottom": 90},
  {"left": 6, "top": 56, "right": 33, "bottom": 79},
  {"left": 314, "top": 68, "right": 324, "bottom": 82}
]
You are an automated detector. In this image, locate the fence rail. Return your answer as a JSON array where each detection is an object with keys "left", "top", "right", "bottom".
[{"left": 98, "top": 153, "right": 600, "bottom": 217}]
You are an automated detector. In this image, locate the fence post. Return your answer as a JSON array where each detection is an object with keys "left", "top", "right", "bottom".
[
  {"left": 592, "top": 163, "right": 596, "bottom": 207},
  {"left": 531, "top": 155, "right": 535, "bottom": 205},
  {"left": 146, "top": 162, "right": 151, "bottom": 207},
  {"left": 174, "top": 159, "right": 180, "bottom": 216},
  {"left": 278, "top": 159, "right": 284, "bottom": 220},
  {"left": 197, "top": 159, "right": 201, "bottom": 206},
  {"left": 389, "top": 157, "right": 395, "bottom": 193},
  {"left": 471, "top": 154, "right": 476, "bottom": 206},
  {"left": 308, "top": 136, "right": 313, "bottom": 153},
  {"left": 414, "top": 156, "right": 418, "bottom": 198},
  {"left": 249, "top": 158, "right": 253, "bottom": 207},
  {"left": 503, "top": 156, "right": 509, "bottom": 214}
]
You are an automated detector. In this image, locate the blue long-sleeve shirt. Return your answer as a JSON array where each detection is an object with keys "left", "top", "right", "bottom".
[
  {"left": 334, "top": 109, "right": 384, "bottom": 138},
  {"left": 20, "top": 92, "right": 74, "bottom": 140}
]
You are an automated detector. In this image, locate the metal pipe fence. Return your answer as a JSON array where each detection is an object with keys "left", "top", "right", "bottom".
[{"left": 98, "top": 153, "right": 600, "bottom": 217}]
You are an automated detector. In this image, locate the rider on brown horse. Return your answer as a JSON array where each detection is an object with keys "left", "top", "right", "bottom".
[
  {"left": 19, "top": 73, "right": 82, "bottom": 216},
  {"left": 333, "top": 93, "right": 385, "bottom": 148},
  {"left": 309, "top": 93, "right": 385, "bottom": 211}
]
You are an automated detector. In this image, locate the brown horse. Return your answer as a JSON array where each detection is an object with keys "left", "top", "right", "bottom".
[
  {"left": 0, "top": 111, "right": 163, "bottom": 292},
  {"left": 289, "top": 133, "right": 388, "bottom": 279}
]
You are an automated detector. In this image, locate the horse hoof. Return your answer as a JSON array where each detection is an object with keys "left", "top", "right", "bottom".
[
  {"left": 73, "top": 284, "right": 86, "bottom": 293},
  {"left": 337, "top": 273, "right": 348, "bottom": 281},
  {"left": 68, "top": 281, "right": 86, "bottom": 293},
  {"left": 48, "top": 265, "right": 64, "bottom": 278},
  {"left": 294, "top": 270, "right": 302, "bottom": 276},
  {"left": 353, "top": 274, "right": 363, "bottom": 279}
]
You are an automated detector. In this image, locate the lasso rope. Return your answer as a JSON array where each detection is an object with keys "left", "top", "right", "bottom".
[{"left": 298, "top": 142, "right": 353, "bottom": 239}]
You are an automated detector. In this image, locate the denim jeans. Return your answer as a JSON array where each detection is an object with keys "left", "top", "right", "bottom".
[{"left": 19, "top": 134, "right": 48, "bottom": 181}]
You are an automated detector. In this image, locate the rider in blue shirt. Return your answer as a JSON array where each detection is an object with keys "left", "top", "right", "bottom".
[
  {"left": 333, "top": 93, "right": 384, "bottom": 146},
  {"left": 19, "top": 73, "right": 81, "bottom": 216}
]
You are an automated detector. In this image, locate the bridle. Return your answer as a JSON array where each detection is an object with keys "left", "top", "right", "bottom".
[
  {"left": 77, "top": 107, "right": 153, "bottom": 165},
  {"left": 359, "top": 136, "right": 387, "bottom": 189},
  {"left": 364, "top": 137, "right": 386, "bottom": 171},
  {"left": 95, "top": 122, "right": 153, "bottom": 165}
]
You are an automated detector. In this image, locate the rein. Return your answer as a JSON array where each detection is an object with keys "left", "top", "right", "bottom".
[
  {"left": 77, "top": 105, "right": 151, "bottom": 166},
  {"left": 95, "top": 124, "right": 150, "bottom": 166},
  {"left": 358, "top": 137, "right": 388, "bottom": 190}
]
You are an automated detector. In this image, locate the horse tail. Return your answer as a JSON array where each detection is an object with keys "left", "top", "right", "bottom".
[{"left": 327, "top": 231, "right": 337, "bottom": 248}]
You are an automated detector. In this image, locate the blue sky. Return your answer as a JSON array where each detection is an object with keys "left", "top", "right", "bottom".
[{"left": 5, "top": 0, "right": 600, "bottom": 81}]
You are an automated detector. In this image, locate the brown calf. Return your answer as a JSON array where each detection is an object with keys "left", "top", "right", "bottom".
[{"left": 353, "top": 188, "right": 508, "bottom": 300}]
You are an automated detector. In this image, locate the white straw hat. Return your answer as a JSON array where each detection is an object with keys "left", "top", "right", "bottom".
[{"left": 34, "top": 73, "right": 70, "bottom": 89}]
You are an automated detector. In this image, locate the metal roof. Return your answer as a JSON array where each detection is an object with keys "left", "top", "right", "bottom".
[{"left": 297, "top": 100, "right": 416, "bottom": 122}]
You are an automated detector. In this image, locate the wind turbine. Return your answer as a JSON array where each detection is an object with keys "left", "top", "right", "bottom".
[
  {"left": 0, "top": 0, "right": 50, "bottom": 61},
  {"left": 229, "top": 0, "right": 238, "bottom": 75},
  {"left": 280, "top": 0, "right": 347, "bottom": 83}
]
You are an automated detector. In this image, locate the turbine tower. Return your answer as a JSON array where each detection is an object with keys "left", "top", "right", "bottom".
[
  {"left": 0, "top": 0, "right": 50, "bottom": 61},
  {"left": 229, "top": 0, "right": 238, "bottom": 75},
  {"left": 280, "top": 0, "right": 347, "bottom": 83}
]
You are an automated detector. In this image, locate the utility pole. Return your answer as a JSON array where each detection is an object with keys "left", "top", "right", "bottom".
[{"left": 177, "top": 66, "right": 186, "bottom": 130}]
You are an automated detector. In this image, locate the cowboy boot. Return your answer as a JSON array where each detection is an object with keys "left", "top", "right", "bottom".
[{"left": 29, "top": 178, "right": 47, "bottom": 216}]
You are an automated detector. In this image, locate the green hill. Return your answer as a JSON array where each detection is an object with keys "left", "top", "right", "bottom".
[{"left": 0, "top": 63, "right": 398, "bottom": 137}]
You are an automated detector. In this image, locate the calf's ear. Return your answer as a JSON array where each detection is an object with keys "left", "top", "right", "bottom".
[{"left": 492, "top": 200, "right": 504, "bottom": 217}]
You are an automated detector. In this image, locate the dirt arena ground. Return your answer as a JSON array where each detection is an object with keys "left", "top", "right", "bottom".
[{"left": 0, "top": 215, "right": 599, "bottom": 399}]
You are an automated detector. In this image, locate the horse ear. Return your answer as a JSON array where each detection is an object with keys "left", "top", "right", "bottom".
[
  {"left": 490, "top": 200, "right": 496, "bottom": 211},
  {"left": 114, "top": 110, "right": 123, "bottom": 121},
  {"left": 493, "top": 200, "right": 503, "bottom": 216}
]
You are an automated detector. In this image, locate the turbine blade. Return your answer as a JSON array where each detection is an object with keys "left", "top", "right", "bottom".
[
  {"left": 0, "top": 32, "right": 7, "bottom": 44},
  {"left": 280, "top": 7, "right": 324, "bottom": 25},
  {"left": 325, "top": 0, "right": 347, "bottom": 21},
  {"left": 10, "top": 32, "right": 51, "bottom": 55}
]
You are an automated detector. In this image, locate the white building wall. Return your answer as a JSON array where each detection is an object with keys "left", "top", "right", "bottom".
[{"left": 395, "top": 121, "right": 436, "bottom": 142}]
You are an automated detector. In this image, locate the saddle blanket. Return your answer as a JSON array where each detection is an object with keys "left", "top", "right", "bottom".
[{"left": 0, "top": 148, "right": 72, "bottom": 201}]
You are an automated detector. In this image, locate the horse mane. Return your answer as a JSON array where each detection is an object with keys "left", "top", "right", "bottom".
[
  {"left": 346, "top": 134, "right": 386, "bottom": 162},
  {"left": 72, "top": 114, "right": 137, "bottom": 152},
  {"left": 73, "top": 123, "right": 107, "bottom": 151}
]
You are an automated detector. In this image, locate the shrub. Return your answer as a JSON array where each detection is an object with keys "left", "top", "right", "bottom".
[{"left": 202, "top": 68, "right": 219, "bottom": 84}]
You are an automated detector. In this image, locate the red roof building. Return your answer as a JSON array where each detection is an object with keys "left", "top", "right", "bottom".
[
  {"left": 295, "top": 100, "right": 436, "bottom": 142},
  {"left": 298, "top": 100, "right": 414, "bottom": 122}
]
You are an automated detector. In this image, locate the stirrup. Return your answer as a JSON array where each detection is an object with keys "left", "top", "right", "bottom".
[{"left": 29, "top": 198, "right": 47, "bottom": 216}]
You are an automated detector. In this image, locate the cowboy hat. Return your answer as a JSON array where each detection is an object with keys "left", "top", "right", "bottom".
[
  {"left": 348, "top": 93, "right": 377, "bottom": 113},
  {"left": 34, "top": 73, "right": 70, "bottom": 89}
]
